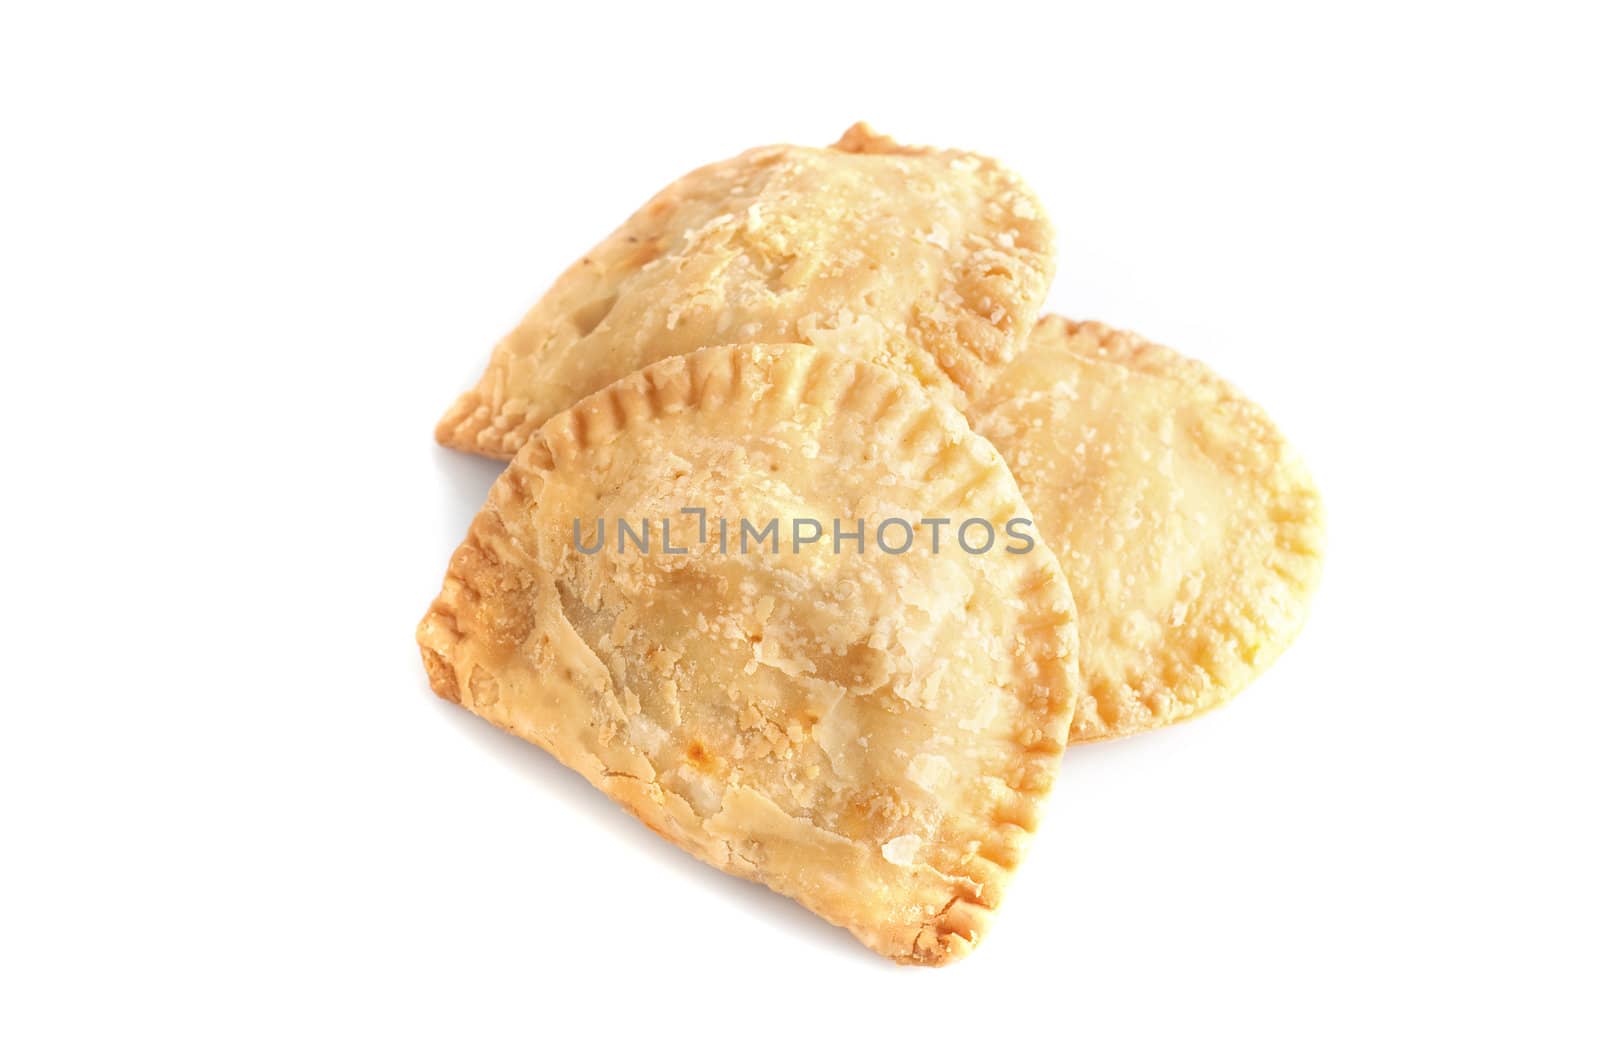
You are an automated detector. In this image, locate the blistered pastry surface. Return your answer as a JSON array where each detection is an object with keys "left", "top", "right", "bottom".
[
  {"left": 436, "top": 124, "right": 1054, "bottom": 459},
  {"left": 972, "top": 317, "right": 1324, "bottom": 740},
  {"left": 420, "top": 344, "right": 1078, "bottom": 963}
]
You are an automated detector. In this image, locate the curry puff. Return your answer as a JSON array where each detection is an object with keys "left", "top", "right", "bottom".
[
  {"left": 971, "top": 317, "right": 1325, "bottom": 741},
  {"left": 436, "top": 124, "right": 1054, "bottom": 460},
  {"left": 418, "top": 345, "right": 1080, "bottom": 964}
]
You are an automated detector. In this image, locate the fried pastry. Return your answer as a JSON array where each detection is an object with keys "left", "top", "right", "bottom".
[
  {"left": 418, "top": 343, "right": 1079, "bottom": 964},
  {"left": 970, "top": 316, "right": 1324, "bottom": 741},
  {"left": 436, "top": 123, "right": 1054, "bottom": 459}
]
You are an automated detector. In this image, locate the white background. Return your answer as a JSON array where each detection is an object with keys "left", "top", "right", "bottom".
[{"left": 3, "top": 2, "right": 1596, "bottom": 1059}]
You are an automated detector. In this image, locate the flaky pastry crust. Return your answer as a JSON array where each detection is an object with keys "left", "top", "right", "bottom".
[
  {"left": 971, "top": 316, "right": 1325, "bottom": 741},
  {"left": 419, "top": 344, "right": 1079, "bottom": 963},
  {"left": 436, "top": 124, "right": 1054, "bottom": 459}
]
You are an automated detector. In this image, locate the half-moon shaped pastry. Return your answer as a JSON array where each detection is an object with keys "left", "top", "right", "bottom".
[
  {"left": 418, "top": 343, "right": 1079, "bottom": 964},
  {"left": 970, "top": 316, "right": 1324, "bottom": 741},
  {"left": 436, "top": 124, "right": 1054, "bottom": 459}
]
